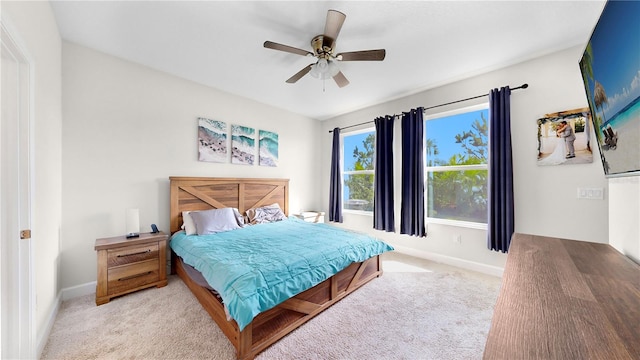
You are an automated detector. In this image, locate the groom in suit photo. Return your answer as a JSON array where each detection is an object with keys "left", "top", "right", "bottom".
[{"left": 559, "top": 121, "right": 576, "bottom": 158}]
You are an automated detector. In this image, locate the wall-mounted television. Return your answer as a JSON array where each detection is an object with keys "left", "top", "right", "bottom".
[{"left": 579, "top": 0, "right": 640, "bottom": 177}]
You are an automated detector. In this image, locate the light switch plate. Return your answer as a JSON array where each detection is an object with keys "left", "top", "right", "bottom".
[{"left": 577, "top": 187, "right": 604, "bottom": 200}]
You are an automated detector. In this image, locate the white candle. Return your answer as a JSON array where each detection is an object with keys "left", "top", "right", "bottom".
[{"left": 125, "top": 208, "right": 140, "bottom": 237}]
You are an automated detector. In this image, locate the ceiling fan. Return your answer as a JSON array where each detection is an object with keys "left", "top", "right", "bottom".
[{"left": 263, "top": 9, "right": 386, "bottom": 88}]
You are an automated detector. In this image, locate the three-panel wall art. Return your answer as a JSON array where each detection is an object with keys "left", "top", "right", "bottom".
[{"left": 197, "top": 117, "right": 278, "bottom": 167}]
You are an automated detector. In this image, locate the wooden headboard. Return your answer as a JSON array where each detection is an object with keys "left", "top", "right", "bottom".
[{"left": 169, "top": 177, "right": 289, "bottom": 234}]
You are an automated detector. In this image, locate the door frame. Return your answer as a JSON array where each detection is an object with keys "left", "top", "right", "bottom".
[{"left": 1, "top": 14, "right": 35, "bottom": 359}]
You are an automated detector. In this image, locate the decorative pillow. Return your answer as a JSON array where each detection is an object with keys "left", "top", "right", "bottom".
[
  {"left": 181, "top": 211, "right": 197, "bottom": 235},
  {"left": 190, "top": 208, "right": 241, "bottom": 235},
  {"left": 232, "top": 208, "right": 245, "bottom": 227},
  {"left": 246, "top": 203, "right": 286, "bottom": 224}
]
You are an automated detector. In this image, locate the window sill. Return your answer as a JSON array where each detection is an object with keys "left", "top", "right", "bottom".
[
  {"left": 426, "top": 217, "right": 487, "bottom": 230},
  {"left": 343, "top": 209, "right": 373, "bottom": 216}
]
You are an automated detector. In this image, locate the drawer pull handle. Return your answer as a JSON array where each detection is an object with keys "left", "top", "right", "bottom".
[
  {"left": 118, "top": 271, "right": 152, "bottom": 281},
  {"left": 117, "top": 249, "right": 151, "bottom": 257}
]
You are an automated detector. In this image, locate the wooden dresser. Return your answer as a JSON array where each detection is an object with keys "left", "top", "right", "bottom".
[
  {"left": 484, "top": 233, "right": 640, "bottom": 359},
  {"left": 95, "top": 232, "right": 168, "bottom": 305}
]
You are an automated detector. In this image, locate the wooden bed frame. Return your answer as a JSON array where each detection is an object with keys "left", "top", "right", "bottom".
[{"left": 169, "top": 177, "right": 384, "bottom": 360}]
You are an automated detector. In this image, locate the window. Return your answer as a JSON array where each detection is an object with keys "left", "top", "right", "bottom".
[
  {"left": 424, "top": 105, "right": 489, "bottom": 226},
  {"left": 342, "top": 129, "right": 375, "bottom": 213}
]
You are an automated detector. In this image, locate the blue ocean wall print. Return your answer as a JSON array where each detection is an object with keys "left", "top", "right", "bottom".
[
  {"left": 198, "top": 118, "right": 227, "bottom": 163},
  {"left": 259, "top": 130, "right": 278, "bottom": 167},
  {"left": 231, "top": 125, "right": 256, "bottom": 165},
  {"left": 579, "top": 1, "right": 640, "bottom": 176}
]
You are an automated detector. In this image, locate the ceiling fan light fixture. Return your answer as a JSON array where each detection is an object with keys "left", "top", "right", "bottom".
[
  {"left": 310, "top": 58, "right": 340, "bottom": 80},
  {"left": 328, "top": 60, "right": 340, "bottom": 77},
  {"left": 264, "top": 9, "right": 384, "bottom": 88}
]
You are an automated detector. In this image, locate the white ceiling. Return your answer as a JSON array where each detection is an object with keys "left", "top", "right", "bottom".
[{"left": 50, "top": 1, "right": 605, "bottom": 120}]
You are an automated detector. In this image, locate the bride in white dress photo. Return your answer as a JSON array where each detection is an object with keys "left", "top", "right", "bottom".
[
  {"left": 538, "top": 133, "right": 567, "bottom": 166},
  {"left": 537, "top": 110, "right": 593, "bottom": 166}
]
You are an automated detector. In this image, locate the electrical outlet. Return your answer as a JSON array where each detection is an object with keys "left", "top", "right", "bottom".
[
  {"left": 453, "top": 234, "right": 462, "bottom": 244},
  {"left": 577, "top": 187, "right": 604, "bottom": 200}
]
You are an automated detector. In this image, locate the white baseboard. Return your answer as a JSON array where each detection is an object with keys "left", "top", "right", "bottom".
[
  {"left": 36, "top": 292, "right": 61, "bottom": 359},
  {"left": 36, "top": 282, "right": 96, "bottom": 358},
  {"left": 61, "top": 281, "right": 96, "bottom": 301},
  {"left": 392, "top": 245, "right": 504, "bottom": 277}
]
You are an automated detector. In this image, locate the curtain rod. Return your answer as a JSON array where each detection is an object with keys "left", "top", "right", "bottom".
[{"left": 328, "top": 83, "right": 528, "bottom": 133}]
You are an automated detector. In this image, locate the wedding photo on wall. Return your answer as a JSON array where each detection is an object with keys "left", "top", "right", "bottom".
[{"left": 537, "top": 108, "right": 593, "bottom": 166}]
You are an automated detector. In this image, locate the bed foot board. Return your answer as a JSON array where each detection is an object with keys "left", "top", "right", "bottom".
[{"left": 174, "top": 253, "right": 383, "bottom": 360}]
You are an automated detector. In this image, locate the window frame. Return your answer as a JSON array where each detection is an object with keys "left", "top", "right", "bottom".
[
  {"left": 424, "top": 104, "right": 489, "bottom": 230},
  {"left": 341, "top": 127, "right": 376, "bottom": 216}
]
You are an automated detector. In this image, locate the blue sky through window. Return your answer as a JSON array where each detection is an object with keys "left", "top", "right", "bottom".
[
  {"left": 341, "top": 109, "right": 487, "bottom": 205},
  {"left": 343, "top": 131, "right": 373, "bottom": 171},
  {"left": 425, "top": 108, "right": 489, "bottom": 164},
  {"left": 343, "top": 110, "right": 488, "bottom": 171}
]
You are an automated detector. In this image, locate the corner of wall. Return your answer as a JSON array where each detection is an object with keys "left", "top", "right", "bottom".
[
  {"left": 608, "top": 176, "right": 640, "bottom": 261},
  {"left": 36, "top": 291, "right": 61, "bottom": 359}
]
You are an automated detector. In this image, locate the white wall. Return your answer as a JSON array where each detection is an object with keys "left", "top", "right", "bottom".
[
  {"left": 609, "top": 178, "right": 640, "bottom": 263},
  {"left": 1, "top": 0, "right": 63, "bottom": 353},
  {"left": 61, "top": 42, "right": 322, "bottom": 289},
  {"left": 320, "top": 46, "right": 610, "bottom": 272}
]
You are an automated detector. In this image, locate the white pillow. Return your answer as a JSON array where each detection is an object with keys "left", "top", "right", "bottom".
[
  {"left": 181, "top": 211, "right": 197, "bottom": 235},
  {"left": 190, "top": 208, "right": 241, "bottom": 235},
  {"left": 182, "top": 208, "right": 244, "bottom": 235}
]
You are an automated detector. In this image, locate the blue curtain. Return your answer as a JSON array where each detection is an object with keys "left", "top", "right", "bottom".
[
  {"left": 488, "top": 87, "right": 514, "bottom": 252},
  {"left": 400, "top": 108, "right": 426, "bottom": 237},
  {"left": 374, "top": 116, "right": 395, "bottom": 232},
  {"left": 329, "top": 127, "right": 343, "bottom": 222}
]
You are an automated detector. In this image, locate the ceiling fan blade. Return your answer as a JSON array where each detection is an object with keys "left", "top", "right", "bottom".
[
  {"left": 337, "top": 49, "right": 386, "bottom": 61},
  {"left": 286, "top": 64, "right": 313, "bottom": 83},
  {"left": 333, "top": 71, "right": 350, "bottom": 88},
  {"left": 264, "top": 41, "right": 313, "bottom": 57},
  {"left": 324, "top": 10, "right": 346, "bottom": 46}
]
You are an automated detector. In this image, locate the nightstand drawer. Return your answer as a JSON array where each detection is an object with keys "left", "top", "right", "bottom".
[
  {"left": 107, "top": 259, "right": 159, "bottom": 295},
  {"left": 108, "top": 243, "right": 158, "bottom": 267}
]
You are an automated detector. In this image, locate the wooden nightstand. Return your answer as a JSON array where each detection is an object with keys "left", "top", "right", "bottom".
[
  {"left": 95, "top": 232, "right": 168, "bottom": 305},
  {"left": 293, "top": 211, "right": 325, "bottom": 223}
]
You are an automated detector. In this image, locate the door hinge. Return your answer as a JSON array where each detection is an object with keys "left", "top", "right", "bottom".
[{"left": 20, "top": 229, "right": 31, "bottom": 239}]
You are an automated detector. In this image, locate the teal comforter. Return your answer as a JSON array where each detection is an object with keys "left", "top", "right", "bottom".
[{"left": 170, "top": 217, "right": 393, "bottom": 330}]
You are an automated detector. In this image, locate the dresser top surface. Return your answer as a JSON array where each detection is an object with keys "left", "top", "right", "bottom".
[{"left": 484, "top": 233, "right": 640, "bottom": 359}]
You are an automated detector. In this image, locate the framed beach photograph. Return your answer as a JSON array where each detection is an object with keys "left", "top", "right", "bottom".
[
  {"left": 198, "top": 118, "right": 227, "bottom": 163},
  {"left": 579, "top": 0, "right": 640, "bottom": 177},
  {"left": 537, "top": 108, "right": 593, "bottom": 166},
  {"left": 231, "top": 125, "right": 256, "bottom": 165},
  {"left": 259, "top": 130, "right": 278, "bottom": 167}
]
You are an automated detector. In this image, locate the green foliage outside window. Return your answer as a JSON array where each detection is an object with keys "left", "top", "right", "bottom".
[
  {"left": 344, "top": 134, "right": 375, "bottom": 211},
  {"left": 427, "top": 113, "right": 488, "bottom": 223}
]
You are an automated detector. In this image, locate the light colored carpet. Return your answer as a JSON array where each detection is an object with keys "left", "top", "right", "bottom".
[{"left": 41, "top": 252, "right": 501, "bottom": 360}]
